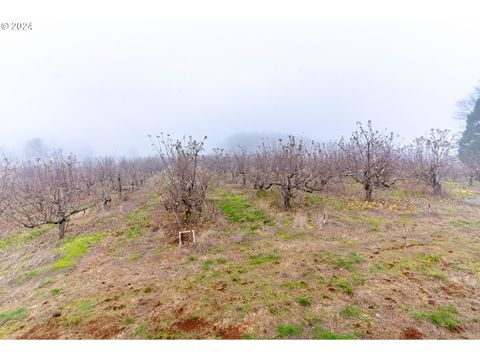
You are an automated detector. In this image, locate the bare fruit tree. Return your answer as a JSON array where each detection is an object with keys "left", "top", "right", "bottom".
[
  {"left": 3, "top": 151, "right": 92, "bottom": 239},
  {"left": 270, "top": 136, "right": 313, "bottom": 209},
  {"left": 232, "top": 146, "right": 249, "bottom": 186},
  {"left": 338, "top": 120, "right": 402, "bottom": 201},
  {"left": 304, "top": 141, "right": 338, "bottom": 193},
  {"left": 150, "top": 134, "right": 210, "bottom": 229},
  {"left": 409, "top": 129, "right": 455, "bottom": 196},
  {"left": 251, "top": 141, "right": 274, "bottom": 191}
]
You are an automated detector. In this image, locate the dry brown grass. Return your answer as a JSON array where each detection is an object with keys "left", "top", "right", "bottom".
[{"left": 1, "top": 178, "right": 480, "bottom": 339}]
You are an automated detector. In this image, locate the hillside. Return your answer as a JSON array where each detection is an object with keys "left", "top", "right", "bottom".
[{"left": 1, "top": 178, "right": 480, "bottom": 339}]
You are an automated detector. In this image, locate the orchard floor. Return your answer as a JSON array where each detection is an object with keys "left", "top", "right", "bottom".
[{"left": 1, "top": 179, "right": 480, "bottom": 339}]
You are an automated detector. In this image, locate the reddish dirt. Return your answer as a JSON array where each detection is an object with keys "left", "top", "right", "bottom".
[
  {"left": 19, "top": 319, "right": 61, "bottom": 339},
  {"left": 218, "top": 325, "right": 242, "bottom": 339},
  {"left": 171, "top": 317, "right": 209, "bottom": 333},
  {"left": 81, "top": 316, "right": 125, "bottom": 339},
  {"left": 401, "top": 327, "right": 424, "bottom": 339}
]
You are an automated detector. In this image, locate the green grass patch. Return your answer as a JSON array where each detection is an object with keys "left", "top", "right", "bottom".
[
  {"left": 304, "top": 193, "right": 348, "bottom": 211},
  {"left": 248, "top": 252, "right": 280, "bottom": 266},
  {"left": 310, "top": 326, "right": 356, "bottom": 340},
  {"left": 143, "top": 286, "right": 154, "bottom": 293},
  {"left": 340, "top": 305, "right": 363, "bottom": 319},
  {"left": 413, "top": 306, "right": 460, "bottom": 329},
  {"left": 125, "top": 206, "right": 150, "bottom": 239},
  {"left": 65, "top": 299, "right": 97, "bottom": 326},
  {"left": 218, "top": 194, "right": 274, "bottom": 231},
  {"left": 37, "top": 278, "right": 54, "bottom": 289},
  {"left": 0, "top": 308, "right": 28, "bottom": 324},
  {"left": 297, "top": 297, "right": 311, "bottom": 307},
  {"left": 329, "top": 276, "right": 353, "bottom": 295},
  {"left": 53, "top": 233, "right": 106, "bottom": 270},
  {"left": 277, "top": 324, "right": 302, "bottom": 338},
  {"left": 130, "top": 253, "right": 140, "bottom": 261},
  {"left": 369, "top": 264, "right": 385, "bottom": 273},
  {"left": 449, "top": 219, "right": 480, "bottom": 228},
  {"left": 0, "top": 225, "right": 52, "bottom": 250},
  {"left": 123, "top": 317, "right": 136, "bottom": 326},
  {"left": 335, "top": 253, "right": 365, "bottom": 270},
  {"left": 202, "top": 259, "right": 214, "bottom": 271},
  {"left": 281, "top": 281, "right": 308, "bottom": 290},
  {"left": 134, "top": 322, "right": 153, "bottom": 338},
  {"left": 50, "top": 287, "right": 62, "bottom": 295}
]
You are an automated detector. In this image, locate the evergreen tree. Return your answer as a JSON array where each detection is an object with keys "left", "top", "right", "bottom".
[{"left": 458, "top": 96, "right": 480, "bottom": 185}]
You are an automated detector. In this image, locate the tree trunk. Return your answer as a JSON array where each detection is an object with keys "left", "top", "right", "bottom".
[
  {"left": 469, "top": 176, "right": 473, "bottom": 186},
  {"left": 433, "top": 181, "right": 443, "bottom": 196},
  {"left": 58, "top": 220, "right": 66, "bottom": 240},
  {"left": 365, "top": 184, "right": 373, "bottom": 202},
  {"left": 283, "top": 195, "right": 291, "bottom": 209}
]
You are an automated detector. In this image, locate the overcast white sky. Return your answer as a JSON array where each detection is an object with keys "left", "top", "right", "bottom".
[{"left": 1, "top": 21, "right": 479, "bottom": 157}]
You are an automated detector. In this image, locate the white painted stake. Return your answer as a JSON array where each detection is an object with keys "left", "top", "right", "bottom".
[{"left": 178, "top": 230, "right": 196, "bottom": 246}]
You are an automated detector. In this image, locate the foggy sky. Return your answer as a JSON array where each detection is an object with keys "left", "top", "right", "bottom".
[{"left": 1, "top": 21, "right": 479, "bottom": 158}]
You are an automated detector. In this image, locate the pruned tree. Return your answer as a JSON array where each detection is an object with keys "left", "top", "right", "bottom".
[
  {"left": 204, "top": 148, "right": 230, "bottom": 184},
  {"left": 409, "top": 129, "right": 455, "bottom": 196},
  {"left": 304, "top": 141, "right": 339, "bottom": 192},
  {"left": 251, "top": 141, "right": 274, "bottom": 191},
  {"left": 3, "top": 151, "right": 92, "bottom": 239},
  {"left": 232, "top": 146, "right": 249, "bottom": 186},
  {"left": 96, "top": 156, "right": 118, "bottom": 208},
  {"left": 150, "top": 134, "right": 210, "bottom": 229},
  {"left": 338, "top": 120, "right": 402, "bottom": 201},
  {"left": 270, "top": 136, "right": 312, "bottom": 209}
]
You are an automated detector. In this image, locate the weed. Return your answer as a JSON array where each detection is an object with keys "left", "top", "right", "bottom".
[
  {"left": 143, "top": 286, "right": 154, "bottom": 293},
  {"left": 297, "top": 297, "right": 311, "bottom": 307},
  {"left": 188, "top": 256, "right": 197, "bottom": 262},
  {"left": 123, "top": 317, "right": 136, "bottom": 326},
  {"left": 51, "top": 288, "right": 62, "bottom": 295},
  {"left": 130, "top": 253, "right": 140, "bottom": 261},
  {"left": 202, "top": 259, "right": 214, "bottom": 271}
]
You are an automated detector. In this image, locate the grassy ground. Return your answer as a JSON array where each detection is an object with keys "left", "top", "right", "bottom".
[{"left": 1, "top": 178, "right": 480, "bottom": 339}]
